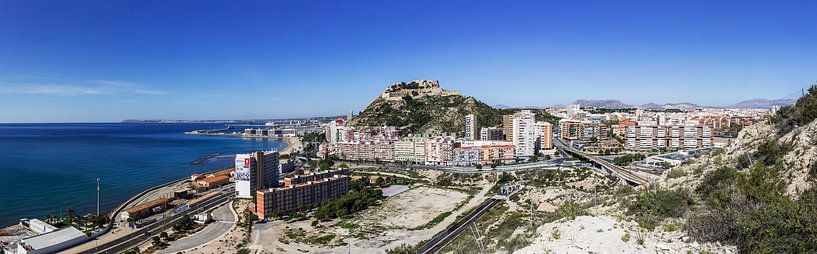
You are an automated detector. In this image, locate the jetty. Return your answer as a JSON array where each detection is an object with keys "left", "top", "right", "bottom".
[{"left": 191, "top": 153, "right": 219, "bottom": 165}]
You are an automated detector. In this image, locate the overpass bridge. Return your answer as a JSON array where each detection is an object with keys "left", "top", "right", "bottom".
[{"left": 555, "top": 139, "right": 650, "bottom": 186}]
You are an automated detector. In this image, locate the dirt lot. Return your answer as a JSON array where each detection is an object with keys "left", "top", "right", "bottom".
[
  {"left": 250, "top": 184, "right": 489, "bottom": 253},
  {"left": 358, "top": 186, "right": 469, "bottom": 229}
]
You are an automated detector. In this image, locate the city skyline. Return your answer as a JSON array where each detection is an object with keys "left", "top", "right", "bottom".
[{"left": 2, "top": 0, "right": 816, "bottom": 122}]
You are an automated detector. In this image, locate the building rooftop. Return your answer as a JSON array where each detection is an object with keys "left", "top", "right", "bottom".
[
  {"left": 21, "top": 226, "right": 84, "bottom": 251},
  {"left": 126, "top": 197, "right": 169, "bottom": 214},
  {"left": 199, "top": 175, "right": 229, "bottom": 185}
]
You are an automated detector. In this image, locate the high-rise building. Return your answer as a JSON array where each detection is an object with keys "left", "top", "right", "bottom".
[
  {"left": 235, "top": 151, "right": 280, "bottom": 199},
  {"left": 463, "top": 114, "right": 477, "bottom": 140},
  {"left": 347, "top": 111, "right": 354, "bottom": 121},
  {"left": 540, "top": 122, "right": 553, "bottom": 150},
  {"left": 512, "top": 110, "right": 541, "bottom": 157},
  {"left": 502, "top": 115, "right": 513, "bottom": 142}
]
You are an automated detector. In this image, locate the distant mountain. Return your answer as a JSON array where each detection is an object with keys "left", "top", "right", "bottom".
[
  {"left": 659, "top": 102, "right": 704, "bottom": 110},
  {"left": 492, "top": 104, "right": 511, "bottom": 109},
  {"left": 727, "top": 98, "right": 796, "bottom": 109},
  {"left": 349, "top": 80, "right": 502, "bottom": 134},
  {"left": 639, "top": 103, "right": 663, "bottom": 109},
  {"left": 572, "top": 99, "right": 630, "bottom": 109}
]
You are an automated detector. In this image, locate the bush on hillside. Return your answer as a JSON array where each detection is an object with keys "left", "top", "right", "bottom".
[
  {"left": 626, "top": 189, "right": 694, "bottom": 230},
  {"left": 772, "top": 83, "right": 817, "bottom": 134},
  {"left": 688, "top": 163, "right": 817, "bottom": 253}
]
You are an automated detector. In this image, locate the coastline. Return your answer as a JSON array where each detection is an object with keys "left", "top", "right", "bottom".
[{"left": 280, "top": 136, "right": 303, "bottom": 155}]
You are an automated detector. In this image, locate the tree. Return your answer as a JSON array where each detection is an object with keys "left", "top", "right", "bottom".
[
  {"left": 160, "top": 232, "right": 169, "bottom": 240},
  {"left": 151, "top": 236, "right": 162, "bottom": 248},
  {"left": 66, "top": 208, "right": 76, "bottom": 225}
]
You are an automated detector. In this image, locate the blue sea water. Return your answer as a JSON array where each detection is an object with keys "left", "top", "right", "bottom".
[{"left": 0, "top": 123, "right": 285, "bottom": 227}]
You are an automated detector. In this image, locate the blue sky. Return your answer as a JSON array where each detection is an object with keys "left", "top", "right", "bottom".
[{"left": 1, "top": 0, "right": 815, "bottom": 122}]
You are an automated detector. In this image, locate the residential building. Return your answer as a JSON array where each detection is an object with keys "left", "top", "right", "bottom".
[
  {"left": 559, "top": 119, "right": 585, "bottom": 140},
  {"left": 256, "top": 169, "right": 350, "bottom": 220},
  {"left": 502, "top": 114, "right": 513, "bottom": 142},
  {"left": 235, "top": 150, "right": 280, "bottom": 199},
  {"left": 512, "top": 110, "right": 541, "bottom": 157},
  {"left": 452, "top": 146, "right": 481, "bottom": 166},
  {"left": 480, "top": 145, "right": 516, "bottom": 165},
  {"left": 463, "top": 114, "right": 477, "bottom": 140},
  {"left": 479, "top": 127, "right": 504, "bottom": 141},
  {"left": 426, "top": 136, "right": 457, "bottom": 165},
  {"left": 540, "top": 122, "right": 553, "bottom": 150},
  {"left": 394, "top": 134, "right": 428, "bottom": 164},
  {"left": 625, "top": 125, "right": 713, "bottom": 150}
]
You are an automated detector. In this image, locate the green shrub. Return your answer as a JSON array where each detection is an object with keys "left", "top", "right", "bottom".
[
  {"left": 688, "top": 163, "right": 817, "bottom": 253},
  {"left": 772, "top": 84, "right": 817, "bottom": 134},
  {"left": 666, "top": 168, "right": 686, "bottom": 179},
  {"left": 621, "top": 232, "right": 630, "bottom": 242},
  {"left": 557, "top": 202, "right": 588, "bottom": 220},
  {"left": 627, "top": 189, "right": 694, "bottom": 230}
]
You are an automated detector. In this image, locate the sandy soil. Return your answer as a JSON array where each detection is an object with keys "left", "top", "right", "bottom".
[
  {"left": 359, "top": 186, "right": 468, "bottom": 229},
  {"left": 249, "top": 185, "right": 490, "bottom": 253},
  {"left": 514, "top": 216, "right": 736, "bottom": 254}
]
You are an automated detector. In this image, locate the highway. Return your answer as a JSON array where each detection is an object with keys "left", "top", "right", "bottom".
[
  {"left": 416, "top": 198, "right": 501, "bottom": 254},
  {"left": 82, "top": 188, "right": 235, "bottom": 254},
  {"left": 554, "top": 139, "right": 650, "bottom": 185},
  {"left": 348, "top": 159, "right": 565, "bottom": 175}
]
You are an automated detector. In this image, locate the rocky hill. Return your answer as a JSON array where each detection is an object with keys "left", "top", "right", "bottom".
[
  {"left": 349, "top": 80, "right": 502, "bottom": 134},
  {"left": 652, "top": 85, "right": 817, "bottom": 253}
]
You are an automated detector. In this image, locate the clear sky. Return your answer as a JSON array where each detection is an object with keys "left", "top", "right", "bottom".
[{"left": 1, "top": 0, "right": 816, "bottom": 122}]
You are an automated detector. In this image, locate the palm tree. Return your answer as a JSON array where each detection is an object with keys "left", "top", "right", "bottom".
[{"left": 66, "top": 208, "right": 76, "bottom": 225}]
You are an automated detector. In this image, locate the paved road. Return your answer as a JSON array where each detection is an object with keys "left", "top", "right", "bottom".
[
  {"left": 349, "top": 159, "right": 565, "bottom": 175},
  {"left": 84, "top": 189, "right": 234, "bottom": 254},
  {"left": 158, "top": 201, "right": 236, "bottom": 253},
  {"left": 554, "top": 139, "right": 650, "bottom": 185}
]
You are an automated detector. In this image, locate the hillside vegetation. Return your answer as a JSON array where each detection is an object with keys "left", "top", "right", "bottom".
[
  {"left": 653, "top": 83, "right": 817, "bottom": 253},
  {"left": 349, "top": 80, "right": 557, "bottom": 134}
]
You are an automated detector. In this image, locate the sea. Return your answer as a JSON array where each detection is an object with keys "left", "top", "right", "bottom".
[{"left": 0, "top": 123, "right": 286, "bottom": 227}]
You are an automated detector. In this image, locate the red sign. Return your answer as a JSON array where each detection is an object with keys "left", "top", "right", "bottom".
[{"left": 244, "top": 158, "right": 251, "bottom": 166}]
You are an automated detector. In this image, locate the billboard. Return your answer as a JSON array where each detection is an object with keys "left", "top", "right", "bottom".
[
  {"left": 235, "top": 154, "right": 252, "bottom": 181},
  {"left": 235, "top": 153, "right": 254, "bottom": 198}
]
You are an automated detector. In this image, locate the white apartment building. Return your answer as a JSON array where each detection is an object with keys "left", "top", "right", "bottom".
[
  {"left": 626, "top": 125, "right": 713, "bottom": 150},
  {"left": 394, "top": 134, "right": 427, "bottom": 163},
  {"left": 463, "top": 114, "right": 477, "bottom": 140},
  {"left": 512, "top": 110, "right": 542, "bottom": 157}
]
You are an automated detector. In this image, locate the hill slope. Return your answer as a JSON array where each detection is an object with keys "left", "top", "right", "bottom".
[{"left": 349, "top": 80, "right": 501, "bottom": 134}]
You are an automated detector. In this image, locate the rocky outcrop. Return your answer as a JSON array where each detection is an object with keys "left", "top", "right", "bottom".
[
  {"left": 350, "top": 80, "right": 500, "bottom": 134},
  {"left": 379, "top": 80, "right": 460, "bottom": 101}
]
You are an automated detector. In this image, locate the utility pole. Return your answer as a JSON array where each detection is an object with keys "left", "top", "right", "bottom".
[{"left": 97, "top": 177, "right": 101, "bottom": 216}]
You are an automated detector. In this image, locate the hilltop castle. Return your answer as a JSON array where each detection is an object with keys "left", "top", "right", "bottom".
[{"left": 379, "top": 80, "right": 460, "bottom": 101}]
